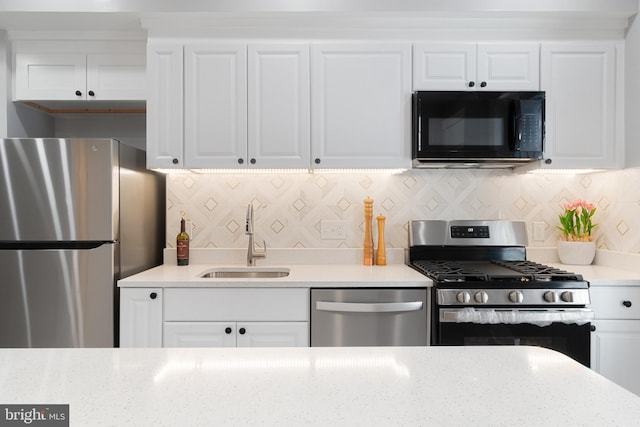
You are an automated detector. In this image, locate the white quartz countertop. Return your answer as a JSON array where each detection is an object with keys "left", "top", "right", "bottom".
[
  {"left": 119, "top": 248, "right": 640, "bottom": 288},
  {"left": 550, "top": 263, "right": 640, "bottom": 285},
  {"left": 527, "top": 249, "right": 640, "bottom": 286},
  {"left": 118, "top": 263, "right": 431, "bottom": 288},
  {"left": 2, "top": 346, "right": 639, "bottom": 426}
]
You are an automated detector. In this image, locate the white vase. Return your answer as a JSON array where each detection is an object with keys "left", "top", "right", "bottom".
[{"left": 557, "top": 240, "right": 596, "bottom": 265}]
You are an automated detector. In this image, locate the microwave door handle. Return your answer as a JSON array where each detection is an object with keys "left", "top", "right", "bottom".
[{"left": 510, "top": 100, "right": 522, "bottom": 150}]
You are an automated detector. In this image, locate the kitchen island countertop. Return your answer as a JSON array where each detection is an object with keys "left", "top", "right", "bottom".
[{"left": 1, "top": 345, "right": 639, "bottom": 426}]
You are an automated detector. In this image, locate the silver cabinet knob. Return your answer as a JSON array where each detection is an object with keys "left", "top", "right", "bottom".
[
  {"left": 543, "top": 291, "right": 558, "bottom": 303},
  {"left": 561, "top": 291, "right": 574, "bottom": 303},
  {"left": 474, "top": 291, "right": 489, "bottom": 304},
  {"left": 456, "top": 291, "right": 471, "bottom": 304},
  {"left": 509, "top": 291, "right": 524, "bottom": 303}
]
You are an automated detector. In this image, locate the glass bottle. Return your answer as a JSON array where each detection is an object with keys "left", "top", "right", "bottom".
[{"left": 176, "top": 217, "right": 190, "bottom": 266}]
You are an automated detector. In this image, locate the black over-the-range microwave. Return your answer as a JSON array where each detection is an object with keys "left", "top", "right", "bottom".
[{"left": 412, "top": 91, "right": 545, "bottom": 168}]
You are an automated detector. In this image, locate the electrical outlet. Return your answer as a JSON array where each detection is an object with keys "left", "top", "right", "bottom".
[
  {"left": 320, "top": 220, "right": 346, "bottom": 240},
  {"left": 533, "top": 222, "right": 546, "bottom": 242}
]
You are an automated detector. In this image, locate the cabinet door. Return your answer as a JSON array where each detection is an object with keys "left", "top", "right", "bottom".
[
  {"left": 119, "top": 288, "right": 162, "bottom": 348},
  {"left": 236, "top": 322, "right": 309, "bottom": 347},
  {"left": 15, "top": 53, "right": 86, "bottom": 100},
  {"left": 164, "top": 322, "right": 236, "bottom": 347},
  {"left": 185, "top": 43, "right": 247, "bottom": 168},
  {"left": 86, "top": 54, "right": 146, "bottom": 101},
  {"left": 248, "top": 44, "right": 310, "bottom": 169},
  {"left": 476, "top": 43, "right": 539, "bottom": 91},
  {"left": 591, "top": 319, "right": 640, "bottom": 396},
  {"left": 540, "top": 43, "right": 620, "bottom": 169},
  {"left": 146, "top": 42, "right": 184, "bottom": 169},
  {"left": 311, "top": 43, "right": 411, "bottom": 169},
  {"left": 412, "top": 43, "right": 475, "bottom": 90}
]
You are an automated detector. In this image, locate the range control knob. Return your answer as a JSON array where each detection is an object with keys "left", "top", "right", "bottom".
[
  {"left": 508, "top": 291, "right": 524, "bottom": 303},
  {"left": 456, "top": 291, "right": 471, "bottom": 304},
  {"left": 474, "top": 291, "right": 489, "bottom": 304},
  {"left": 543, "top": 291, "right": 558, "bottom": 303},
  {"left": 561, "top": 291, "right": 574, "bottom": 303}
]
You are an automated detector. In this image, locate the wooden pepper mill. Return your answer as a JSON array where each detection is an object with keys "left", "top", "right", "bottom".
[
  {"left": 363, "top": 197, "right": 374, "bottom": 266},
  {"left": 376, "top": 214, "right": 386, "bottom": 266}
]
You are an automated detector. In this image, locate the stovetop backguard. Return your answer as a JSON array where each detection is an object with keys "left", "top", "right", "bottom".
[{"left": 409, "top": 220, "right": 529, "bottom": 249}]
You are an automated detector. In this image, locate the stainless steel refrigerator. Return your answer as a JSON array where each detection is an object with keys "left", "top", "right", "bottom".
[{"left": 0, "top": 138, "right": 165, "bottom": 347}]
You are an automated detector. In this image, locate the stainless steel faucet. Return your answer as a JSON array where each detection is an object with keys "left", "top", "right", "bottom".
[{"left": 246, "top": 203, "right": 267, "bottom": 266}]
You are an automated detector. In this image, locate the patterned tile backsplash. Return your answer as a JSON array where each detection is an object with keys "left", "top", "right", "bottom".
[{"left": 166, "top": 167, "right": 640, "bottom": 253}]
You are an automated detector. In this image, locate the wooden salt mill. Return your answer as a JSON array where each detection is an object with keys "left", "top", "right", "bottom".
[
  {"left": 376, "top": 214, "right": 386, "bottom": 266},
  {"left": 363, "top": 197, "right": 374, "bottom": 265}
]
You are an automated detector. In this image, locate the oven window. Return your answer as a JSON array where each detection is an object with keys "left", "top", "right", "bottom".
[{"left": 438, "top": 322, "right": 591, "bottom": 367}]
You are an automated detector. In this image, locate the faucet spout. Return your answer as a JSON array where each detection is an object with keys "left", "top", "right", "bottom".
[{"left": 246, "top": 203, "right": 267, "bottom": 266}]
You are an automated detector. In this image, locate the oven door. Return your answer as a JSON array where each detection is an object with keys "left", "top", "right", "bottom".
[{"left": 437, "top": 308, "right": 593, "bottom": 367}]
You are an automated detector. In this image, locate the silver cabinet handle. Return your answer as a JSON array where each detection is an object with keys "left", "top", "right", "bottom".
[{"left": 316, "top": 301, "right": 423, "bottom": 313}]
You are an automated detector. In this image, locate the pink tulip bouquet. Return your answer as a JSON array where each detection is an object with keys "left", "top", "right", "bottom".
[{"left": 557, "top": 199, "right": 597, "bottom": 242}]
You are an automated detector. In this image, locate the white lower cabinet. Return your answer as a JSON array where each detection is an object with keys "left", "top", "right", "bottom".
[
  {"left": 119, "top": 288, "right": 163, "bottom": 348},
  {"left": 120, "top": 287, "right": 309, "bottom": 348},
  {"left": 590, "top": 286, "right": 640, "bottom": 395},
  {"left": 164, "top": 321, "right": 308, "bottom": 348}
]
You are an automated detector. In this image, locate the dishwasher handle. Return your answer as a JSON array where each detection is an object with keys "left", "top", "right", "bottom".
[{"left": 315, "top": 301, "right": 424, "bottom": 313}]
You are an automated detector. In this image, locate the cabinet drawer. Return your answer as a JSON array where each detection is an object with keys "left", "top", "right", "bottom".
[
  {"left": 590, "top": 287, "right": 640, "bottom": 319},
  {"left": 164, "top": 288, "right": 309, "bottom": 321}
]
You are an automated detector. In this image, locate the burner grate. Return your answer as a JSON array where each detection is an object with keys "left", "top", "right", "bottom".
[
  {"left": 412, "top": 259, "right": 585, "bottom": 285},
  {"left": 412, "top": 260, "right": 488, "bottom": 282},
  {"left": 492, "top": 260, "right": 584, "bottom": 281}
]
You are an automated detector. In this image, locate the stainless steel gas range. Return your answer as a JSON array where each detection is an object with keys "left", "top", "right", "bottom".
[{"left": 408, "top": 220, "right": 593, "bottom": 367}]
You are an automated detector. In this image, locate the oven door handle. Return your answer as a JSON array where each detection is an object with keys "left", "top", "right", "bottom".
[
  {"left": 316, "top": 301, "right": 424, "bottom": 313},
  {"left": 440, "top": 308, "right": 594, "bottom": 325}
]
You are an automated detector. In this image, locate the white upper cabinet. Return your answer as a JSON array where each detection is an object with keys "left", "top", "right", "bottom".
[
  {"left": 15, "top": 52, "right": 145, "bottom": 101},
  {"left": 147, "top": 41, "right": 311, "bottom": 169},
  {"left": 412, "top": 43, "right": 474, "bottom": 90},
  {"left": 539, "top": 42, "right": 622, "bottom": 169},
  {"left": 248, "top": 44, "right": 310, "bottom": 169},
  {"left": 86, "top": 54, "right": 146, "bottom": 100},
  {"left": 184, "top": 43, "right": 248, "bottom": 169},
  {"left": 146, "top": 41, "right": 184, "bottom": 169},
  {"left": 476, "top": 44, "right": 540, "bottom": 91},
  {"left": 15, "top": 53, "right": 86, "bottom": 100},
  {"left": 311, "top": 43, "right": 412, "bottom": 169},
  {"left": 413, "top": 43, "right": 539, "bottom": 91}
]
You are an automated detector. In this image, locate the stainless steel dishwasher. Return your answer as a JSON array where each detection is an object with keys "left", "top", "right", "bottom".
[{"left": 311, "top": 288, "right": 429, "bottom": 346}]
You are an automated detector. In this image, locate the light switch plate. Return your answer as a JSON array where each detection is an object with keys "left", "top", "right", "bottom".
[
  {"left": 320, "top": 220, "right": 346, "bottom": 240},
  {"left": 533, "top": 222, "right": 546, "bottom": 241}
]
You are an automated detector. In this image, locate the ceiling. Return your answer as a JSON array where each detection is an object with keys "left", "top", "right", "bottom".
[{"left": 0, "top": 0, "right": 636, "bottom": 34}]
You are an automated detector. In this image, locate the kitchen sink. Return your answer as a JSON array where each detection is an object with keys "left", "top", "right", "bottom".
[{"left": 200, "top": 267, "right": 290, "bottom": 279}]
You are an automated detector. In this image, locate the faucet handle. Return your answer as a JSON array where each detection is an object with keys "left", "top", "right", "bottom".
[
  {"left": 245, "top": 203, "right": 254, "bottom": 234},
  {"left": 256, "top": 240, "right": 267, "bottom": 256}
]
